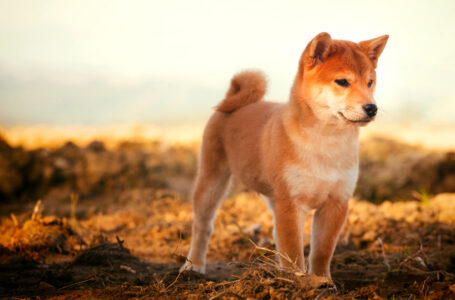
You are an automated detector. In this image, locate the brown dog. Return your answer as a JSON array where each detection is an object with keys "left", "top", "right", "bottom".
[{"left": 181, "top": 32, "right": 388, "bottom": 279}]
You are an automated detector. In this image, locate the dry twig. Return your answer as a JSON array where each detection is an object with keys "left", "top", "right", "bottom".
[{"left": 31, "top": 199, "right": 42, "bottom": 220}]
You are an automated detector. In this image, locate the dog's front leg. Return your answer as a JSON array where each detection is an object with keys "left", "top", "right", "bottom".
[
  {"left": 309, "top": 198, "right": 348, "bottom": 278},
  {"left": 274, "top": 197, "right": 307, "bottom": 271}
]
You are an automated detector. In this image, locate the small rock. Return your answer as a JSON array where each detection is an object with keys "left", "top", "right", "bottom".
[
  {"left": 38, "top": 281, "right": 55, "bottom": 292},
  {"left": 362, "top": 231, "right": 376, "bottom": 241}
]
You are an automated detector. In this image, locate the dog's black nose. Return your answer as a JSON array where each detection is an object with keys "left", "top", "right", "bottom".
[{"left": 363, "top": 104, "right": 377, "bottom": 118}]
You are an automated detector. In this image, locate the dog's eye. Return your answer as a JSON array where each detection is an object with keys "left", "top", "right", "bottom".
[
  {"left": 368, "top": 80, "right": 373, "bottom": 87},
  {"left": 335, "top": 79, "right": 350, "bottom": 87}
]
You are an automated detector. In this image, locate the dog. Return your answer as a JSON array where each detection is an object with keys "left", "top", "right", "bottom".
[{"left": 181, "top": 32, "right": 388, "bottom": 279}]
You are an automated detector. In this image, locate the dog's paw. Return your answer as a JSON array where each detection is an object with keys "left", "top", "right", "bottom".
[
  {"left": 179, "top": 262, "right": 206, "bottom": 274},
  {"left": 316, "top": 281, "right": 337, "bottom": 293}
]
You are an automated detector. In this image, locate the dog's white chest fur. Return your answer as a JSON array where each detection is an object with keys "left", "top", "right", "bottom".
[{"left": 284, "top": 128, "right": 359, "bottom": 208}]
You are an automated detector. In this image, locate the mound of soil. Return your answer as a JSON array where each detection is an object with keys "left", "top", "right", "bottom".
[
  {"left": 358, "top": 137, "right": 455, "bottom": 202},
  {"left": 0, "top": 210, "right": 83, "bottom": 262},
  {"left": 0, "top": 242, "right": 177, "bottom": 298},
  {"left": 0, "top": 136, "right": 454, "bottom": 204},
  {"left": 0, "top": 137, "right": 197, "bottom": 203}
]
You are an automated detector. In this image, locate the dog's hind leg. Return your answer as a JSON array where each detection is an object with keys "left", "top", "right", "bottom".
[
  {"left": 180, "top": 124, "right": 231, "bottom": 274},
  {"left": 181, "top": 163, "right": 230, "bottom": 274}
]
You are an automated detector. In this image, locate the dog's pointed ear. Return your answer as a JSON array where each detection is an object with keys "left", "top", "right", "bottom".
[
  {"left": 359, "top": 35, "right": 389, "bottom": 68},
  {"left": 304, "top": 32, "right": 333, "bottom": 67}
]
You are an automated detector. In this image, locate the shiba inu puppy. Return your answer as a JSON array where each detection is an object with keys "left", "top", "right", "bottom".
[{"left": 181, "top": 32, "right": 388, "bottom": 279}]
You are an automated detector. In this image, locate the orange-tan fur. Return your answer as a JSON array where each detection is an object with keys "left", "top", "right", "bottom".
[{"left": 181, "top": 32, "right": 388, "bottom": 279}]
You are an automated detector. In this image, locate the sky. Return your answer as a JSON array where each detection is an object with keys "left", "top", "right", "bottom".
[{"left": 0, "top": 0, "right": 454, "bottom": 126}]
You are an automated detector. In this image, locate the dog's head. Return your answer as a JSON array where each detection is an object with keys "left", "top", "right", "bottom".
[{"left": 294, "top": 32, "right": 388, "bottom": 126}]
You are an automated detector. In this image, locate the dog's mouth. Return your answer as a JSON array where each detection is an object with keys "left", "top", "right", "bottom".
[{"left": 338, "top": 112, "right": 373, "bottom": 124}]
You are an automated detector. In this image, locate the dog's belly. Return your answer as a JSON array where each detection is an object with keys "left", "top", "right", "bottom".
[
  {"left": 235, "top": 169, "right": 273, "bottom": 196},
  {"left": 284, "top": 163, "right": 358, "bottom": 209},
  {"left": 224, "top": 127, "right": 274, "bottom": 196}
]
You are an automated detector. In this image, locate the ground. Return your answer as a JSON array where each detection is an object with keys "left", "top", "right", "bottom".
[{"left": 0, "top": 135, "right": 454, "bottom": 299}]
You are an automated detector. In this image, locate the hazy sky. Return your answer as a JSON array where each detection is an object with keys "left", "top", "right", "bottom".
[{"left": 0, "top": 0, "right": 454, "bottom": 126}]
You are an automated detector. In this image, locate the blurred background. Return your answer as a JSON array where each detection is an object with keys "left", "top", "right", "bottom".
[
  {"left": 0, "top": 0, "right": 454, "bottom": 205},
  {"left": 1, "top": 0, "right": 455, "bottom": 143}
]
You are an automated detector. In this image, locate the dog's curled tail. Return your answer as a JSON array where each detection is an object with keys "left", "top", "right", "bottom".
[{"left": 216, "top": 70, "right": 267, "bottom": 113}]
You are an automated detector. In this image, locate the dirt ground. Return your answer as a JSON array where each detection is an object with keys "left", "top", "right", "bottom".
[
  {"left": 1, "top": 190, "right": 455, "bottom": 299},
  {"left": 0, "top": 136, "right": 455, "bottom": 299}
]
